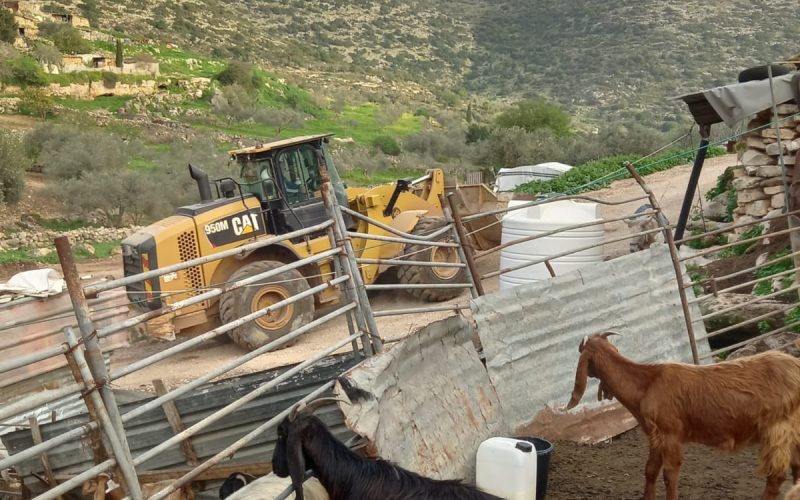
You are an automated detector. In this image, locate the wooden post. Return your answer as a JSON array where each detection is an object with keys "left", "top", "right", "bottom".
[
  {"left": 152, "top": 379, "right": 200, "bottom": 467},
  {"left": 445, "top": 193, "right": 485, "bottom": 296},
  {"left": 28, "top": 417, "right": 61, "bottom": 499}
]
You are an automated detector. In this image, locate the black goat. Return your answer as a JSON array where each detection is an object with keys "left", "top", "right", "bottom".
[
  {"left": 219, "top": 472, "right": 255, "bottom": 499},
  {"left": 272, "top": 398, "right": 501, "bottom": 500}
]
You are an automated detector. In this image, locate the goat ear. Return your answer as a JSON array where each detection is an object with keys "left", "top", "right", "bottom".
[
  {"left": 579, "top": 335, "right": 589, "bottom": 352},
  {"left": 567, "top": 350, "right": 590, "bottom": 410},
  {"left": 286, "top": 426, "right": 307, "bottom": 500}
]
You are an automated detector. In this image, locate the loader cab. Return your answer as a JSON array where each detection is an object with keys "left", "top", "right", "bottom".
[{"left": 228, "top": 134, "right": 350, "bottom": 235}]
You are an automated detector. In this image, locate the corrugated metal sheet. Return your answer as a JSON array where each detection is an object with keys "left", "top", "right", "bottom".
[
  {"left": 2, "top": 354, "right": 359, "bottom": 481},
  {"left": 472, "top": 245, "right": 710, "bottom": 432},
  {"left": 335, "top": 315, "right": 505, "bottom": 481},
  {"left": 0, "top": 289, "right": 130, "bottom": 394}
]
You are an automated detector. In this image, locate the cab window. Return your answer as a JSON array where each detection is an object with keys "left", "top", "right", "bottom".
[
  {"left": 277, "top": 145, "right": 321, "bottom": 204},
  {"left": 239, "top": 159, "right": 277, "bottom": 202}
]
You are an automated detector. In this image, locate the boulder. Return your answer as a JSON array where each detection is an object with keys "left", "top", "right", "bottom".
[
  {"left": 740, "top": 149, "right": 775, "bottom": 166},
  {"left": 31, "top": 247, "right": 53, "bottom": 257},
  {"left": 703, "top": 191, "right": 730, "bottom": 222},
  {"left": 765, "top": 139, "right": 800, "bottom": 156},
  {"left": 744, "top": 199, "right": 772, "bottom": 216},
  {"left": 763, "top": 127, "right": 797, "bottom": 140},
  {"left": 2, "top": 238, "right": 21, "bottom": 249},
  {"left": 728, "top": 333, "right": 800, "bottom": 360},
  {"left": 757, "top": 165, "right": 784, "bottom": 178}
]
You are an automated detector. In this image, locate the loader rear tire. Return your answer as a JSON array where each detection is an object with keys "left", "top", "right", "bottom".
[
  {"left": 397, "top": 217, "right": 467, "bottom": 302},
  {"left": 219, "top": 260, "right": 314, "bottom": 351}
]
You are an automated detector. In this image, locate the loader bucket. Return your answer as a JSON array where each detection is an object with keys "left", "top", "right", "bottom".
[{"left": 445, "top": 183, "right": 504, "bottom": 251}]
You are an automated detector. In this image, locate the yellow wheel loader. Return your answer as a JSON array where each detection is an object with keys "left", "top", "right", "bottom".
[{"left": 121, "top": 134, "right": 500, "bottom": 351}]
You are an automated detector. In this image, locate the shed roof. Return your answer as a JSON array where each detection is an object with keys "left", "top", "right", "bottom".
[{"left": 677, "top": 72, "right": 798, "bottom": 127}]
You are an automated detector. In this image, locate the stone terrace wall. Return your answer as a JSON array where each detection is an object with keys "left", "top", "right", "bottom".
[
  {"left": 0, "top": 226, "right": 140, "bottom": 251},
  {"left": 731, "top": 103, "right": 800, "bottom": 231}
]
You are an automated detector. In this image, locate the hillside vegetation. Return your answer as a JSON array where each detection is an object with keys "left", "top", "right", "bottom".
[{"left": 43, "top": 0, "right": 800, "bottom": 127}]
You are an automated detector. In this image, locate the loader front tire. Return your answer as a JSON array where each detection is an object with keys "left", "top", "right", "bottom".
[
  {"left": 397, "top": 217, "right": 467, "bottom": 302},
  {"left": 219, "top": 260, "right": 314, "bottom": 351}
]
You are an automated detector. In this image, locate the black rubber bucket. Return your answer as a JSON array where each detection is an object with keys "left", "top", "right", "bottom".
[{"left": 514, "top": 436, "right": 554, "bottom": 499}]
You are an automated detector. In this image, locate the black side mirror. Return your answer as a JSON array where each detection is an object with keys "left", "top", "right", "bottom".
[
  {"left": 262, "top": 179, "right": 277, "bottom": 200},
  {"left": 220, "top": 179, "right": 236, "bottom": 198}
]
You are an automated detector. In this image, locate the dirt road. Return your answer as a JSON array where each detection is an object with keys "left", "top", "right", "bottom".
[{"left": 594, "top": 153, "right": 735, "bottom": 258}]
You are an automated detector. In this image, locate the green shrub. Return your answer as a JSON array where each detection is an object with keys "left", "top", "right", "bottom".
[
  {"left": 372, "top": 135, "right": 401, "bottom": 156},
  {"left": 46, "top": 25, "right": 92, "bottom": 54},
  {"left": 515, "top": 145, "right": 726, "bottom": 195},
  {"left": 0, "top": 8, "right": 17, "bottom": 44},
  {"left": 8, "top": 55, "right": 47, "bottom": 86},
  {"left": 18, "top": 87, "right": 55, "bottom": 119},
  {"left": 0, "top": 131, "right": 27, "bottom": 203},
  {"left": 719, "top": 225, "right": 765, "bottom": 258},
  {"left": 216, "top": 61, "right": 262, "bottom": 90},
  {"left": 496, "top": 98, "right": 572, "bottom": 137}
]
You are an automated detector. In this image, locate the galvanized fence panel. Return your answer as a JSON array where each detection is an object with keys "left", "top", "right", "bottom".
[
  {"left": 1, "top": 180, "right": 379, "bottom": 499},
  {"left": 677, "top": 209, "right": 800, "bottom": 360}
]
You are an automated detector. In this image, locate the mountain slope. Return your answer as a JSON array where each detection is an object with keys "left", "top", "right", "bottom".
[{"left": 51, "top": 0, "right": 800, "bottom": 124}]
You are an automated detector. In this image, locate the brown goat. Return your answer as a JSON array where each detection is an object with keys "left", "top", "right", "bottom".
[{"left": 567, "top": 332, "right": 800, "bottom": 500}]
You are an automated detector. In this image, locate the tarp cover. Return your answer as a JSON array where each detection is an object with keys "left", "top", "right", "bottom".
[
  {"left": 495, "top": 162, "right": 573, "bottom": 192},
  {"left": 0, "top": 269, "right": 65, "bottom": 300},
  {"left": 335, "top": 315, "right": 506, "bottom": 481},
  {"left": 683, "top": 72, "right": 797, "bottom": 128}
]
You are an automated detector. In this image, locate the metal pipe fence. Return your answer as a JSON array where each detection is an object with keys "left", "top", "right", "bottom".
[
  {"left": 14, "top": 153, "right": 787, "bottom": 498},
  {"left": 678, "top": 206, "right": 800, "bottom": 360},
  {"left": 0, "top": 179, "right": 381, "bottom": 499},
  {"left": 3, "top": 168, "right": 498, "bottom": 497}
]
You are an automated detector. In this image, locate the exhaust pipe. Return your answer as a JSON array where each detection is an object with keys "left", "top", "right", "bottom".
[{"left": 189, "top": 163, "right": 213, "bottom": 203}]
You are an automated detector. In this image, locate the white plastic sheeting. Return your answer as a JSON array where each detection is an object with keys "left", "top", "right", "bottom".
[{"left": 0, "top": 269, "right": 65, "bottom": 301}]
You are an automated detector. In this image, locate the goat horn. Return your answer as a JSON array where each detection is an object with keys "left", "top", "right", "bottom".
[
  {"left": 290, "top": 397, "right": 350, "bottom": 420},
  {"left": 288, "top": 401, "right": 307, "bottom": 422},
  {"left": 600, "top": 331, "right": 622, "bottom": 339}
]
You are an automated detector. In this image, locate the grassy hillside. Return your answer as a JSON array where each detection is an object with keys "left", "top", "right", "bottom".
[
  {"left": 459, "top": 0, "right": 798, "bottom": 124},
  {"left": 43, "top": 0, "right": 798, "bottom": 128}
]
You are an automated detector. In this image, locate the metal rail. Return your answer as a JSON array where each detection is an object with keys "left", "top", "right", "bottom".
[
  {"left": 0, "top": 345, "right": 67, "bottom": 376},
  {"left": 83, "top": 220, "right": 334, "bottom": 296},
  {"left": 355, "top": 257, "right": 465, "bottom": 268},
  {"left": 97, "top": 248, "right": 342, "bottom": 339},
  {"left": 119, "top": 289, "right": 352, "bottom": 422},
  {"left": 460, "top": 193, "right": 651, "bottom": 223},
  {"left": 132, "top": 328, "right": 362, "bottom": 467},
  {"left": 347, "top": 231, "right": 460, "bottom": 247},
  {"left": 473, "top": 211, "right": 655, "bottom": 259},
  {"left": 373, "top": 304, "right": 470, "bottom": 317},
  {"left": 482, "top": 226, "right": 663, "bottom": 280},
  {"left": 340, "top": 206, "right": 452, "bottom": 241},
  {"left": 147, "top": 382, "right": 336, "bottom": 500},
  {"left": 111, "top": 277, "right": 349, "bottom": 381}
]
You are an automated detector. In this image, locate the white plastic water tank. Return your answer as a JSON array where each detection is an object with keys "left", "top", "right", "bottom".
[
  {"left": 499, "top": 199, "right": 603, "bottom": 290},
  {"left": 476, "top": 437, "right": 537, "bottom": 500}
]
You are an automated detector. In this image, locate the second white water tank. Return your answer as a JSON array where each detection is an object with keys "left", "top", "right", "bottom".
[{"left": 499, "top": 199, "right": 604, "bottom": 290}]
